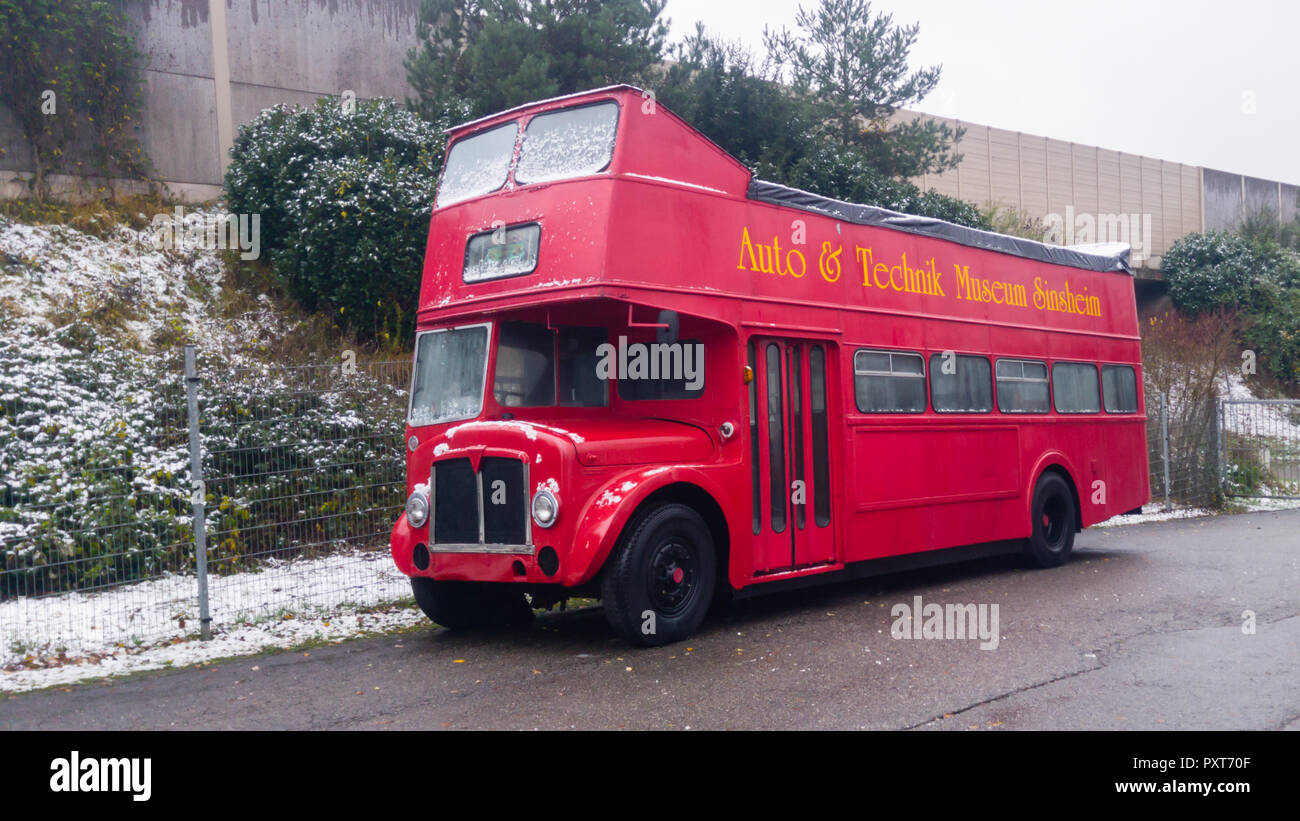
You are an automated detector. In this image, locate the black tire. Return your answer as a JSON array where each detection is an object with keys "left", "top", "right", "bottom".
[
  {"left": 601, "top": 503, "right": 716, "bottom": 647},
  {"left": 1025, "top": 472, "right": 1077, "bottom": 568},
  {"left": 410, "top": 578, "right": 533, "bottom": 630}
]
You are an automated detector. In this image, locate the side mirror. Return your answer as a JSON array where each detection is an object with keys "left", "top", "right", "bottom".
[{"left": 656, "top": 310, "right": 679, "bottom": 345}]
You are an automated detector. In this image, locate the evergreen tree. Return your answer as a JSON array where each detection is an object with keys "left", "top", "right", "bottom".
[
  {"left": 405, "top": 0, "right": 668, "bottom": 126},
  {"left": 764, "top": 0, "right": 963, "bottom": 178}
]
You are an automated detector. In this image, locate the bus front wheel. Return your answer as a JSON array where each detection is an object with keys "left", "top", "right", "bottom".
[
  {"left": 410, "top": 577, "right": 533, "bottom": 630},
  {"left": 1025, "top": 472, "right": 1076, "bottom": 568},
  {"left": 601, "top": 503, "right": 716, "bottom": 647}
]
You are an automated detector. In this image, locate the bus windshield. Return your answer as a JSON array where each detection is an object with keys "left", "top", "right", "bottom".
[
  {"left": 493, "top": 321, "right": 607, "bottom": 408},
  {"left": 409, "top": 324, "right": 491, "bottom": 426},
  {"left": 409, "top": 321, "right": 608, "bottom": 426}
]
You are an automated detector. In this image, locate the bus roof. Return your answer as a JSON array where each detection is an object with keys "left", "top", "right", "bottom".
[{"left": 441, "top": 84, "right": 1133, "bottom": 277}]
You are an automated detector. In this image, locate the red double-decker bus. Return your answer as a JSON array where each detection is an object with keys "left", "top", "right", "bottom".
[{"left": 390, "top": 85, "right": 1148, "bottom": 646}]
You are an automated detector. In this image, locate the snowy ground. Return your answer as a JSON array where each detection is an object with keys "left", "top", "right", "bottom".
[
  {"left": 1093, "top": 505, "right": 1215, "bottom": 527},
  {"left": 2, "top": 550, "right": 424, "bottom": 693},
  {"left": 0, "top": 210, "right": 291, "bottom": 358}
]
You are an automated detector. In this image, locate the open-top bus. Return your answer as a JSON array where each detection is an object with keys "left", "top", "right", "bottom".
[{"left": 390, "top": 85, "right": 1148, "bottom": 646}]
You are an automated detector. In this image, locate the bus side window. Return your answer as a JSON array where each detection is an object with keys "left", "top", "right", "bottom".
[
  {"left": 929, "top": 354, "right": 993, "bottom": 413},
  {"left": 995, "top": 359, "right": 1050, "bottom": 413},
  {"left": 1052, "top": 362, "right": 1101, "bottom": 413},
  {"left": 1102, "top": 365, "right": 1138, "bottom": 413},
  {"left": 558, "top": 326, "right": 609, "bottom": 406},
  {"left": 809, "top": 346, "right": 831, "bottom": 528},
  {"left": 495, "top": 322, "right": 556, "bottom": 407},
  {"left": 853, "top": 349, "right": 926, "bottom": 413}
]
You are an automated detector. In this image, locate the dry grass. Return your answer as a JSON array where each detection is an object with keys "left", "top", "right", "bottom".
[
  {"left": 218, "top": 253, "right": 411, "bottom": 366},
  {"left": 0, "top": 193, "right": 180, "bottom": 237}
]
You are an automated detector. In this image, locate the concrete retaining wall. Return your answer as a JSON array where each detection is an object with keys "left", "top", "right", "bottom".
[{"left": 0, "top": 0, "right": 420, "bottom": 201}]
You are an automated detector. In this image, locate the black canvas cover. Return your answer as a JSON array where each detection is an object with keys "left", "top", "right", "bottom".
[{"left": 748, "top": 179, "right": 1133, "bottom": 276}]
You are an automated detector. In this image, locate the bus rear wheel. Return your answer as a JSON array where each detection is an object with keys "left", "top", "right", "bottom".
[
  {"left": 1025, "top": 472, "right": 1076, "bottom": 568},
  {"left": 602, "top": 503, "right": 716, "bottom": 647},
  {"left": 410, "top": 577, "right": 533, "bottom": 630}
]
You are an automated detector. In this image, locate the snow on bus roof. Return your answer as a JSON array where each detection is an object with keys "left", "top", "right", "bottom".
[
  {"left": 749, "top": 179, "right": 1134, "bottom": 276},
  {"left": 445, "top": 84, "right": 638, "bottom": 134}
]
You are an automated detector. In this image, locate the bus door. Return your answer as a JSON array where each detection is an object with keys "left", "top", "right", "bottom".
[{"left": 747, "top": 338, "right": 836, "bottom": 574}]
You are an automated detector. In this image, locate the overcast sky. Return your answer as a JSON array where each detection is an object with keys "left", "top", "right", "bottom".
[{"left": 663, "top": 0, "right": 1300, "bottom": 183}]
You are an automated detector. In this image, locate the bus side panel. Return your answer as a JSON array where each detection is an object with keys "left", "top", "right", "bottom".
[{"left": 843, "top": 423, "right": 1026, "bottom": 562}]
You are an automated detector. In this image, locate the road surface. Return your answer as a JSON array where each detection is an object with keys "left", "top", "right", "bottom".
[{"left": 3, "top": 509, "right": 1298, "bottom": 730}]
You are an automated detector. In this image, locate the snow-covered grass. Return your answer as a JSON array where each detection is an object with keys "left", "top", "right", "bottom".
[
  {"left": 2, "top": 548, "right": 423, "bottom": 692},
  {"left": 1, "top": 209, "right": 412, "bottom": 677},
  {"left": 1220, "top": 372, "right": 1300, "bottom": 438}
]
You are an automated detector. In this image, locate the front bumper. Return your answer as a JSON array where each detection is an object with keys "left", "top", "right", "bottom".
[{"left": 391, "top": 513, "right": 562, "bottom": 585}]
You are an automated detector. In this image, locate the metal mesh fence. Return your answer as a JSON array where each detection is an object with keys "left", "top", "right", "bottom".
[
  {"left": 1, "top": 351, "right": 412, "bottom": 665},
  {"left": 198, "top": 357, "right": 413, "bottom": 625},
  {"left": 1221, "top": 399, "right": 1300, "bottom": 499},
  {"left": 1, "top": 352, "right": 193, "bottom": 659},
  {"left": 1146, "top": 392, "right": 1221, "bottom": 510}
]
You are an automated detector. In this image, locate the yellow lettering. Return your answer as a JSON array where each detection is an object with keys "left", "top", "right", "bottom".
[
  {"left": 737, "top": 227, "right": 757, "bottom": 271},
  {"left": 787, "top": 249, "right": 806, "bottom": 278}
]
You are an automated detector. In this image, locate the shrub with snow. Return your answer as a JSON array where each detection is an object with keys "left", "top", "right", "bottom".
[{"left": 223, "top": 97, "right": 443, "bottom": 344}]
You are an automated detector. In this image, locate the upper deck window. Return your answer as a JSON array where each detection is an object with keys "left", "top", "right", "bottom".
[
  {"left": 1052, "top": 363, "right": 1101, "bottom": 414},
  {"left": 436, "top": 121, "right": 519, "bottom": 207},
  {"left": 514, "top": 102, "right": 618, "bottom": 185}
]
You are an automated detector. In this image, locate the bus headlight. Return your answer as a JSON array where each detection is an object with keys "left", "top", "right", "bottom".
[
  {"left": 531, "top": 488, "right": 558, "bottom": 528},
  {"left": 405, "top": 488, "right": 430, "bottom": 528}
]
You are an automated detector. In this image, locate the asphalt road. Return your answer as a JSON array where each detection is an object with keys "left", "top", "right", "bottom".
[{"left": 4, "top": 509, "right": 1298, "bottom": 730}]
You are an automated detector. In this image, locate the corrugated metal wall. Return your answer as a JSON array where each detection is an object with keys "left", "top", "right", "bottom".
[{"left": 898, "top": 110, "right": 1213, "bottom": 269}]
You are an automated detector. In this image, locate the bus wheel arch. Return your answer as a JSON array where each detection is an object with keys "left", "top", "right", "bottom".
[
  {"left": 1027, "top": 453, "right": 1083, "bottom": 532},
  {"left": 1039, "top": 464, "right": 1083, "bottom": 532},
  {"left": 627, "top": 482, "right": 731, "bottom": 596},
  {"left": 598, "top": 482, "right": 730, "bottom": 646}
]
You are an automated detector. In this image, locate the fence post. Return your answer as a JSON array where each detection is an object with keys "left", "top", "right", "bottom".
[
  {"left": 184, "top": 345, "right": 212, "bottom": 641},
  {"left": 1160, "top": 392, "right": 1171, "bottom": 511},
  {"left": 1215, "top": 399, "right": 1225, "bottom": 502}
]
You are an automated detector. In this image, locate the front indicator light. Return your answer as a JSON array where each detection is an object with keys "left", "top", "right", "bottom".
[{"left": 531, "top": 488, "right": 558, "bottom": 528}]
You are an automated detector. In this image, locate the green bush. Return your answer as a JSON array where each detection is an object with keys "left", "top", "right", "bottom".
[
  {"left": 223, "top": 97, "right": 443, "bottom": 343},
  {"left": 1242, "top": 277, "right": 1300, "bottom": 384},
  {"left": 1162, "top": 231, "right": 1259, "bottom": 313},
  {"left": 1164, "top": 230, "right": 1300, "bottom": 384}
]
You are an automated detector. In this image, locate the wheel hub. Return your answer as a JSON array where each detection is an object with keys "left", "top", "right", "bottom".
[{"left": 648, "top": 539, "right": 696, "bottom": 615}]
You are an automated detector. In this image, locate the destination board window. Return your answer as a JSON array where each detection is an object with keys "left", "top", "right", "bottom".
[
  {"left": 929, "top": 354, "right": 993, "bottom": 413},
  {"left": 1102, "top": 365, "right": 1139, "bottom": 414},
  {"left": 1052, "top": 363, "right": 1101, "bottom": 414},
  {"left": 996, "top": 359, "right": 1051, "bottom": 414},
  {"left": 854, "top": 350, "right": 926, "bottom": 413}
]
